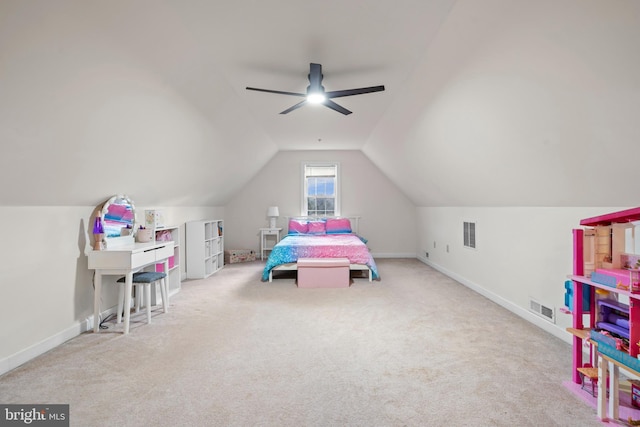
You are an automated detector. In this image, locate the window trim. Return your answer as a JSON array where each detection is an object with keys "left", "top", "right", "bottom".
[{"left": 301, "top": 161, "right": 340, "bottom": 217}]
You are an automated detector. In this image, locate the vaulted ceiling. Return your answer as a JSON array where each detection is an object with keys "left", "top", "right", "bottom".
[{"left": 1, "top": 1, "right": 639, "bottom": 207}]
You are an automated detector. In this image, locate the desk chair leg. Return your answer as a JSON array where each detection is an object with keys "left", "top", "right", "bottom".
[
  {"left": 159, "top": 277, "right": 169, "bottom": 313},
  {"left": 135, "top": 284, "right": 142, "bottom": 313},
  {"left": 118, "top": 283, "right": 148, "bottom": 324},
  {"left": 117, "top": 284, "right": 125, "bottom": 324},
  {"left": 145, "top": 283, "right": 152, "bottom": 324}
]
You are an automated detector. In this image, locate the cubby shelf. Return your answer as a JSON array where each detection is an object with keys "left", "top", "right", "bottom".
[
  {"left": 186, "top": 219, "right": 224, "bottom": 279},
  {"left": 154, "top": 225, "right": 182, "bottom": 294}
]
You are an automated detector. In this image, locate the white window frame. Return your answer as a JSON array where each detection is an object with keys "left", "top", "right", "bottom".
[{"left": 301, "top": 162, "right": 340, "bottom": 217}]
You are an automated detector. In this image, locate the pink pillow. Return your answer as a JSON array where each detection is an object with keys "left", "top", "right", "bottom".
[
  {"left": 307, "top": 220, "right": 326, "bottom": 235},
  {"left": 325, "top": 218, "right": 352, "bottom": 234},
  {"left": 288, "top": 219, "right": 309, "bottom": 234}
]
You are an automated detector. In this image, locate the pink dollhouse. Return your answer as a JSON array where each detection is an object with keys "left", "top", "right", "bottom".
[
  {"left": 567, "top": 207, "right": 640, "bottom": 420},
  {"left": 569, "top": 207, "right": 640, "bottom": 373}
]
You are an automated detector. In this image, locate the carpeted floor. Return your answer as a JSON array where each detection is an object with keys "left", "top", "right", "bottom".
[{"left": 0, "top": 259, "right": 603, "bottom": 426}]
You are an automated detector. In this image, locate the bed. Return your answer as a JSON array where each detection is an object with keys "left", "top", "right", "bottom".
[{"left": 261, "top": 217, "right": 380, "bottom": 282}]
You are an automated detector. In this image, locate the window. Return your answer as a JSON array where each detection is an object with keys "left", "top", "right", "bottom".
[
  {"left": 302, "top": 162, "right": 339, "bottom": 216},
  {"left": 463, "top": 221, "right": 476, "bottom": 249}
]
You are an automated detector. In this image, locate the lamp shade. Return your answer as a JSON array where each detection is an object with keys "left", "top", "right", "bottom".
[
  {"left": 267, "top": 206, "right": 279, "bottom": 229},
  {"left": 267, "top": 206, "right": 280, "bottom": 218}
]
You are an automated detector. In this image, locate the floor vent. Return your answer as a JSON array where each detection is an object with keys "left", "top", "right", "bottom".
[{"left": 529, "top": 298, "right": 555, "bottom": 323}]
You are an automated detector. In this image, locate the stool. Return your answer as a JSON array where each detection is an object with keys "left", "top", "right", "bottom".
[
  {"left": 117, "top": 271, "right": 168, "bottom": 325},
  {"left": 577, "top": 365, "right": 599, "bottom": 397}
]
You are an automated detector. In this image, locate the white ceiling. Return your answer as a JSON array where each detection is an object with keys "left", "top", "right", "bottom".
[
  {"left": 1, "top": 0, "right": 639, "bottom": 207},
  {"left": 91, "top": 0, "right": 457, "bottom": 151}
]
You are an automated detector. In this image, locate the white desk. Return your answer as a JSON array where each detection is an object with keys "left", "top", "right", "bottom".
[
  {"left": 88, "top": 241, "right": 173, "bottom": 334},
  {"left": 260, "top": 228, "right": 282, "bottom": 260}
]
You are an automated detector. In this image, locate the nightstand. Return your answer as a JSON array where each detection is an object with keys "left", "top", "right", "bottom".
[{"left": 260, "top": 228, "right": 282, "bottom": 260}]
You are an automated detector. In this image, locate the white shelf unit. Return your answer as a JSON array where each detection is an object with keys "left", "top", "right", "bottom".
[
  {"left": 186, "top": 219, "right": 224, "bottom": 279},
  {"left": 154, "top": 225, "right": 182, "bottom": 293}
]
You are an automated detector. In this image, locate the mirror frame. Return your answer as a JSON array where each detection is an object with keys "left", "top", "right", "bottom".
[{"left": 100, "top": 194, "right": 136, "bottom": 248}]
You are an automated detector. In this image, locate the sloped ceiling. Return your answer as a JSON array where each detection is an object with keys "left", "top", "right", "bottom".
[
  {"left": 1, "top": 0, "right": 639, "bottom": 207},
  {"left": 365, "top": 0, "right": 640, "bottom": 207}
]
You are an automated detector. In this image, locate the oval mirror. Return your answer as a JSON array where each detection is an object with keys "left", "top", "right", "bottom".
[{"left": 101, "top": 195, "right": 136, "bottom": 239}]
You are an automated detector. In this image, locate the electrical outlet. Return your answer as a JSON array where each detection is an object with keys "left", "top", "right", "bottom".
[{"left": 425, "top": 252, "right": 429, "bottom": 258}]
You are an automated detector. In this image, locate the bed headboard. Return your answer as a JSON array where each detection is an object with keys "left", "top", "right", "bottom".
[{"left": 284, "top": 216, "right": 361, "bottom": 235}]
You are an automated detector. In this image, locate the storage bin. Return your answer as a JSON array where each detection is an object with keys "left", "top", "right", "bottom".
[
  {"left": 156, "top": 255, "right": 175, "bottom": 272},
  {"left": 224, "top": 249, "right": 256, "bottom": 264}
]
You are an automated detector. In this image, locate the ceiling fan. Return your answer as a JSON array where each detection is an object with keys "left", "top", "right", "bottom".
[{"left": 246, "top": 63, "right": 385, "bottom": 115}]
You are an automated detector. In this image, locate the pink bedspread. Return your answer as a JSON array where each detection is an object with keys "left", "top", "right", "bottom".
[{"left": 262, "top": 234, "right": 379, "bottom": 281}]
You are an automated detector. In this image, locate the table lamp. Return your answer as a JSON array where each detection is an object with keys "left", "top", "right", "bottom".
[
  {"left": 92, "top": 216, "right": 104, "bottom": 250},
  {"left": 267, "top": 206, "right": 279, "bottom": 229}
]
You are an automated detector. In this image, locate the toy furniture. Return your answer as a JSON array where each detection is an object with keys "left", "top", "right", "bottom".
[
  {"left": 596, "top": 299, "right": 630, "bottom": 339},
  {"left": 577, "top": 365, "right": 599, "bottom": 397},
  {"left": 297, "top": 258, "right": 350, "bottom": 288},
  {"left": 117, "top": 271, "right": 168, "bottom": 326},
  {"left": 566, "top": 207, "right": 640, "bottom": 421},
  {"left": 595, "top": 353, "right": 627, "bottom": 420}
]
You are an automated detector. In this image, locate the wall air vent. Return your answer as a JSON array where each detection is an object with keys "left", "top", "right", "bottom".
[
  {"left": 529, "top": 298, "right": 555, "bottom": 323},
  {"left": 463, "top": 222, "right": 476, "bottom": 249}
]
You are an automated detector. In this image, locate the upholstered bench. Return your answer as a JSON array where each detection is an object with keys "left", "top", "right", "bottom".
[
  {"left": 117, "top": 271, "right": 168, "bottom": 325},
  {"left": 297, "top": 258, "right": 350, "bottom": 288}
]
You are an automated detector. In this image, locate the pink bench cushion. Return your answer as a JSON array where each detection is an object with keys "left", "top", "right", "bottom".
[{"left": 298, "top": 258, "right": 350, "bottom": 268}]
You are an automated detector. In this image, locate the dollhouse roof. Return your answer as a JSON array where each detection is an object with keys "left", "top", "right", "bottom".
[{"left": 581, "top": 207, "right": 640, "bottom": 227}]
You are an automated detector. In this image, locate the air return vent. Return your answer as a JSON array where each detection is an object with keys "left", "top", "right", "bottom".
[
  {"left": 529, "top": 298, "right": 555, "bottom": 323},
  {"left": 463, "top": 222, "right": 476, "bottom": 249}
]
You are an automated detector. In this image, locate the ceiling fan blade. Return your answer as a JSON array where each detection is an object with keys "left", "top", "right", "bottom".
[
  {"left": 326, "top": 85, "right": 385, "bottom": 99},
  {"left": 247, "top": 63, "right": 384, "bottom": 115},
  {"left": 280, "top": 100, "right": 308, "bottom": 114},
  {"left": 308, "top": 63, "right": 323, "bottom": 92},
  {"left": 246, "top": 87, "right": 306, "bottom": 97},
  {"left": 323, "top": 100, "right": 352, "bottom": 115}
]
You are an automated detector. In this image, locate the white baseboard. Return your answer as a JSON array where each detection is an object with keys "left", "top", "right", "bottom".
[
  {"left": 0, "top": 288, "right": 180, "bottom": 377},
  {"left": 416, "top": 256, "right": 571, "bottom": 345},
  {"left": 0, "top": 319, "right": 88, "bottom": 377},
  {"left": 371, "top": 252, "right": 418, "bottom": 258}
]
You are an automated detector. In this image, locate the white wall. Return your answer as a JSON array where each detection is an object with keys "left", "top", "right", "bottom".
[
  {"left": 416, "top": 206, "right": 630, "bottom": 341},
  {"left": 224, "top": 150, "right": 417, "bottom": 258},
  {"left": 0, "top": 204, "right": 223, "bottom": 375}
]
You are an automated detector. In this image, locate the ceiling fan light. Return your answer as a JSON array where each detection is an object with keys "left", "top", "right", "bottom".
[{"left": 307, "top": 93, "right": 326, "bottom": 104}]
